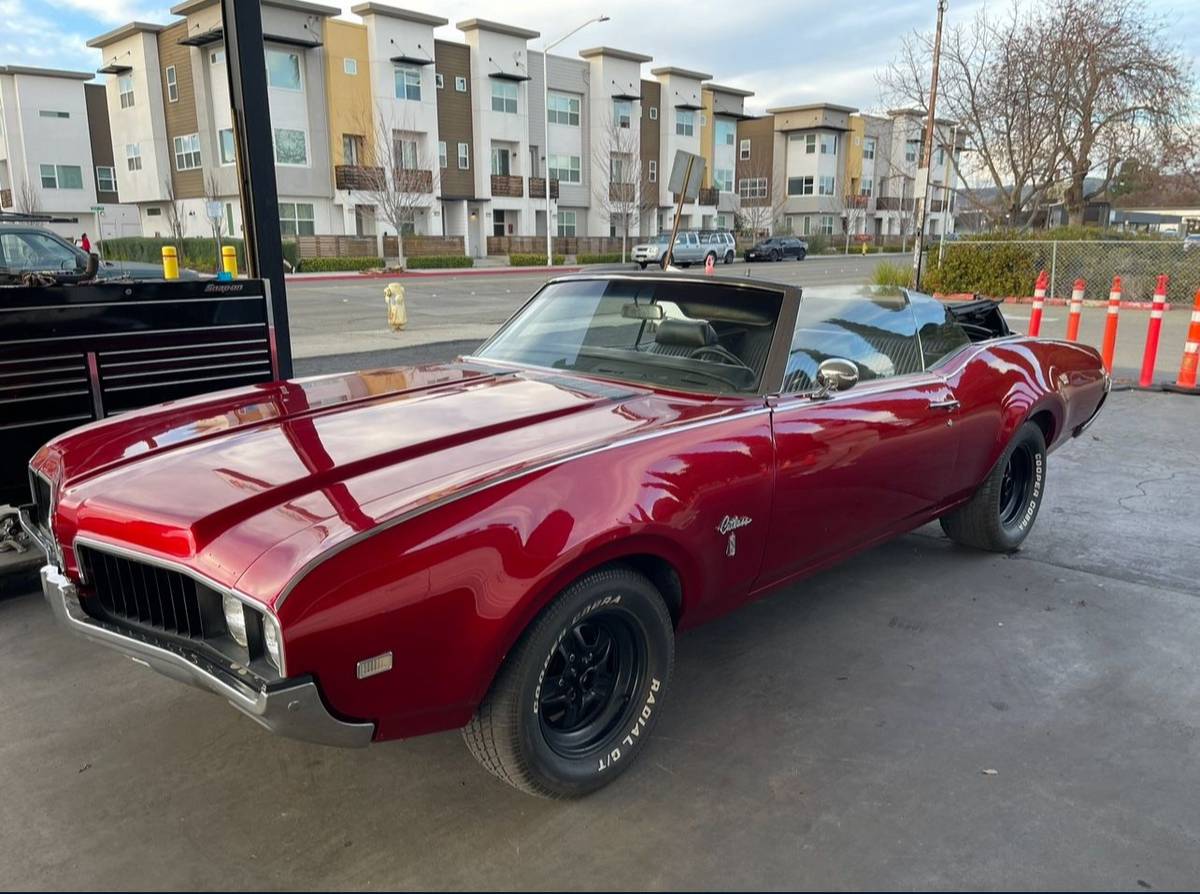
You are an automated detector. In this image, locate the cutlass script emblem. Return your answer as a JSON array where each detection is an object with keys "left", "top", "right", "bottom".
[{"left": 717, "top": 515, "right": 752, "bottom": 558}]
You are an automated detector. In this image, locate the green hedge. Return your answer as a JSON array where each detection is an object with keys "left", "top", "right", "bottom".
[
  {"left": 871, "top": 261, "right": 912, "bottom": 289},
  {"left": 922, "top": 242, "right": 1037, "bottom": 297},
  {"left": 576, "top": 252, "right": 625, "bottom": 264},
  {"left": 295, "top": 256, "right": 383, "bottom": 273},
  {"left": 98, "top": 236, "right": 300, "bottom": 273},
  {"left": 509, "top": 252, "right": 566, "bottom": 267},
  {"left": 406, "top": 254, "right": 474, "bottom": 269}
]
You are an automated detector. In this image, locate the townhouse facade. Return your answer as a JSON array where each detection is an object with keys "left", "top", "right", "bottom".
[
  {"left": 0, "top": 65, "right": 138, "bottom": 240},
  {"left": 83, "top": 2, "right": 964, "bottom": 253}
]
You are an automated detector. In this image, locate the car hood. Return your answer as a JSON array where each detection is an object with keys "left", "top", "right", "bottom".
[{"left": 38, "top": 360, "right": 726, "bottom": 607}]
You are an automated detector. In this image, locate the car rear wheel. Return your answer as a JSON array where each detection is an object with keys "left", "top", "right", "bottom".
[
  {"left": 796, "top": 249, "right": 806, "bottom": 261},
  {"left": 638, "top": 262, "right": 648, "bottom": 269},
  {"left": 940, "top": 421, "right": 1047, "bottom": 552},
  {"left": 770, "top": 249, "right": 781, "bottom": 262},
  {"left": 724, "top": 251, "right": 735, "bottom": 264},
  {"left": 463, "top": 565, "right": 674, "bottom": 798}
]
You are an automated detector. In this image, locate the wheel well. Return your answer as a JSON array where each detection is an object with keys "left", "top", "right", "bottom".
[
  {"left": 612, "top": 554, "right": 683, "bottom": 628},
  {"left": 1028, "top": 409, "right": 1056, "bottom": 445}
]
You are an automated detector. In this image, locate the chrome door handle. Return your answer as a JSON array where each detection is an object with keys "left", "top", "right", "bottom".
[{"left": 929, "top": 398, "right": 960, "bottom": 411}]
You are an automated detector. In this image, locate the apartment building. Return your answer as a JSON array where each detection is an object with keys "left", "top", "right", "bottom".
[
  {"left": 0, "top": 65, "right": 138, "bottom": 239},
  {"left": 701, "top": 82, "right": 754, "bottom": 232}
]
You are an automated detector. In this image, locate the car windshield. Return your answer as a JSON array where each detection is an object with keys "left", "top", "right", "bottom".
[
  {"left": 475, "top": 277, "right": 783, "bottom": 394},
  {"left": 654, "top": 233, "right": 675, "bottom": 244},
  {"left": 0, "top": 230, "right": 82, "bottom": 276}
]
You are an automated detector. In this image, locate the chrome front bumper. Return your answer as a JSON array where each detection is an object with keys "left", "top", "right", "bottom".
[{"left": 40, "top": 564, "right": 374, "bottom": 748}]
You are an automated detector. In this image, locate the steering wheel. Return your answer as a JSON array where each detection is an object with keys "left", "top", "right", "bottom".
[{"left": 689, "top": 344, "right": 750, "bottom": 369}]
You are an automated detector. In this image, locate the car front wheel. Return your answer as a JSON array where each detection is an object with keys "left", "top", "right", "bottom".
[
  {"left": 638, "top": 262, "right": 648, "bottom": 269},
  {"left": 797, "top": 249, "right": 806, "bottom": 261},
  {"left": 940, "top": 421, "right": 1047, "bottom": 552},
  {"left": 770, "top": 250, "right": 781, "bottom": 261},
  {"left": 463, "top": 565, "right": 675, "bottom": 798},
  {"left": 724, "top": 251, "right": 734, "bottom": 264}
]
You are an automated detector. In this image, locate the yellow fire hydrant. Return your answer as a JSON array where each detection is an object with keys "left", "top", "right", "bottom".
[
  {"left": 384, "top": 282, "right": 407, "bottom": 331},
  {"left": 161, "top": 244, "right": 179, "bottom": 280},
  {"left": 222, "top": 245, "right": 238, "bottom": 277}
]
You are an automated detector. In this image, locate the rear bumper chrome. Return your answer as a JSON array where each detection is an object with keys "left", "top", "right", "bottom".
[{"left": 40, "top": 564, "right": 374, "bottom": 748}]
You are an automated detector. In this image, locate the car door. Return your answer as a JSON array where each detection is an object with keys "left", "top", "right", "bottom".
[{"left": 756, "top": 291, "right": 963, "bottom": 590}]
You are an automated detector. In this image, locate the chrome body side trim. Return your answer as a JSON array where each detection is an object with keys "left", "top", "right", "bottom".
[{"left": 39, "top": 564, "right": 373, "bottom": 748}]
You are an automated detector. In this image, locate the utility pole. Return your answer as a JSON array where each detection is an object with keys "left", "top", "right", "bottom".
[{"left": 910, "top": 0, "right": 947, "bottom": 289}]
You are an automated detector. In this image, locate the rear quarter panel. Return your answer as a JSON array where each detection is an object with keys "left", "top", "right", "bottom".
[{"left": 276, "top": 410, "right": 775, "bottom": 740}]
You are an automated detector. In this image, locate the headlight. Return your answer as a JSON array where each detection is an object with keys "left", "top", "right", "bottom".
[
  {"left": 263, "top": 617, "right": 282, "bottom": 670},
  {"left": 222, "top": 593, "right": 248, "bottom": 648}
]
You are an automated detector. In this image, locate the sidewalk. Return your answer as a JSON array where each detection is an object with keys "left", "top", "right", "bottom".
[{"left": 285, "top": 261, "right": 581, "bottom": 283}]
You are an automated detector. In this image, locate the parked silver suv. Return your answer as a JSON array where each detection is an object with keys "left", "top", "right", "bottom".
[{"left": 631, "top": 229, "right": 736, "bottom": 268}]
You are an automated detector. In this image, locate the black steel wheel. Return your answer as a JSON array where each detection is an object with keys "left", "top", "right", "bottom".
[
  {"left": 770, "top": 249, "right": 781, "bottom": 262},
  {"left": 464, "top": 565, "right": 674, "bottom": 798},
  {"left": 940, "top": 421, "right": 1047, "bottom": 552}
]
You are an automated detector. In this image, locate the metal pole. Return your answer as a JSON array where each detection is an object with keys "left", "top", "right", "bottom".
[
  {"left": 662, "top": 155, "right": 693, "bottom": 269},
  {"left": 938, "top": 123, "right": 956, "bottom": 267},
  {"left": 221, "top": 0, "right": 292, "bottom": 377},
  {"left": 910, "top": 0, "right": 948, "bottom": 289},
  {"left": 543, "top": 48, "right": 553, "bottom": 267}
]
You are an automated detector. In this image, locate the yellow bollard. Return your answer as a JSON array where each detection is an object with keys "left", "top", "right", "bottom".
[
  {"left": 861, "top": 241, "right": 868, "bottom": 256},
  {"left": 384, "top": 282, "right": 407, "bottom": 331},
  {"left": 221, "top": 245, "right": 238, "bottom": 277},
  {"left": 161, "top": 244, "right": 179, "bottom": 280}
]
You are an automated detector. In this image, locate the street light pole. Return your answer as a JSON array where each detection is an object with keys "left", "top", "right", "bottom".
[
  {"left": 938, "top": 122, "right": 957, "bottom": 267},
  {"left": 910, "top": 0, "right": 948, "bottom": 289},
  {"left": 542, "top": 14, "right": 609, "bottom": 267}
]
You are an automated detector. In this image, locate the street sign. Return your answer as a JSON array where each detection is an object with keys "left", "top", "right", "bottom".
[
  {"left": 206, "top": 201, "right": 223, "bottom": 222},
  {"left": 90, "top": 205, "right": 105, "bottom": 215},
  {"left": 667, "top": 150, "right": 706, "bottom": 202}
]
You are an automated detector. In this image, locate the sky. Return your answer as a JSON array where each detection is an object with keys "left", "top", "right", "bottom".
[{"left": 3, "top": 0, "right": 1199, "bottom": 115}]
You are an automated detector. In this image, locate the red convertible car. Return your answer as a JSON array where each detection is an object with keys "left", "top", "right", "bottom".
[{"left": 22, "top": 273, "right": 1107, "bottom": 797}]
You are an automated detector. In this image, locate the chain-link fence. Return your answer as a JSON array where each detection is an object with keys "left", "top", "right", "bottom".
[{"left": 933, "top": 240, "right": 1200, "bottom": 305}]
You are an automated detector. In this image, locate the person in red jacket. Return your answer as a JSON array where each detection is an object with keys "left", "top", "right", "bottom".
[{"left": 80, "top": 233, "right": 91, "bottom": 253}]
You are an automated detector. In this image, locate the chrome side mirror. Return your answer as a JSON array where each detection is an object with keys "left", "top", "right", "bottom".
[{"left": 814, "top": 358, "right": 859, "bottom": 398}]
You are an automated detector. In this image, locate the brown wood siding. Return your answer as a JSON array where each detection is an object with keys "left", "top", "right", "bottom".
[
  {"left": 158, "top": 21, "right": 202, "bottom": 200},
  {"left": 736, "top": 115, "right": 774, "bottom": 190},
  {"left": 640, "top": 79, "right": 661, "bottom": 203},
  {"left": 435, "top": 40, "right": 474, "bottom": 200},
  {"left": 85, "top": 84, "right": 120, "bottom": 203}
]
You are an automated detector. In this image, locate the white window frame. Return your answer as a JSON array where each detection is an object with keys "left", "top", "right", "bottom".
[
  {"left": 96, "top": 166, "right": 116, "bottom": 192},
  {"left": 438, "top": 140, "right": 447, "bottom": 169},
  {"left": 860, "top": 177, "right": 873, "bottom": 197},
  {"left": 457, "top": 141, "right": 469, "bottom": 170},
  {"left": 265, "top": 49, "right": 303, "bottom": 92},
  {"left": 455, "top": 75, "right": 467, "bottom": 92},
  {"left": 219, "top": 128, "right": 236, "bottom": 165},
  {"left": 273, "top": 128, "right": 309, "bottom": 167},
  {"left": 556, "top": 209, "right": 577, "bottom": 237},
  {"left": 862, "top": 136, "right": 876, "bottom": 160},
  {"left": 491, "top": 80, "right": 518, "bottom": 114},
  {"left": 40, "top": 164, "right": 84, "bottom": 190},
  {"left": 820, "top": 133, "right": 837, "bottom": 155},
  {"left": 739, "top": 138, "right": 750, "bottom": 160},
  {"left": 675, "top": 109, "right": 695, "bottom": 137},
  {"left": 278, "top": 201, "right": 316, "bottom": 237},
  {"left": 548, "top": 92, "right": 580, "bottom": 126},
  {"left": 648, "top": 159, "right": 657, "bottom": 183},
  {"left": 126, "top": 143, "right": 142, "bottom": 172},
  {"left": 395, "top": 64, "right": 421, "bottom": 101},
  {"left": 344, "top": 58, "right": 358, "bottom": 76},
  {"left": 39, "top": 110, "right": 70, "bottom": 119},
  {"left": 905, "top": 139, "right": 920, "bottom": 163},
  {"left": 804, "top": 133, "right": 816, "bottom": 154},
  {"left": 165, "top": 65, "right": 178, "bottom": 102},
  {"left": 819, "top": 214, "right": 834, "bottom": 235},
  {"left": 649, "top": 106, "right": 658, "bottom": 120},
  {"left": 548, "top": 154, "right": 581, "bottom": 184},
  {"left": 738, "top": 177, "right": 767, "bottom": 199},
  {"left": 787, "top": 176, "right": 813, "bottom": 196},
  {"left": 118, "top": 74, "right": 135, "bottom": 109},
  {"left": 818, "top": 175, "right": 836, "bottom": 196},
  {"left": 173, "top": 132, "right": 202, "bottom": 171},
  {"left": 436, "top": 73, "right": 444, "bottom": 89},
  {"left": 714, "top": 168, "right": 733, "bottom": 192}
]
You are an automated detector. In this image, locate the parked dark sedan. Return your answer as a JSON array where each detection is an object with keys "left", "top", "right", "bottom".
[
  {"left": 745, "top": 236, "right": 807, "bottom": 262},
  {"left": 0, "top": 226, "right": 198, "bottom": 282}
]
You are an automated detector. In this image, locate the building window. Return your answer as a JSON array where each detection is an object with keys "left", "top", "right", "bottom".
[
  {"left": 342, "top": 134, "right": 362, "bottom": 165},
  {"left": 436, "top": 73, "right": 444, "bottom": 89},
  {"left": 675, "top": 109, "right": 694, "bottom": 137},
  {"left": 173, "top": 133, "right": 202, "bottom": 171},
  {"left": 648, "top": 160, "right": 657, "bottom": 183},
  {"left": 862, "top": 136, "right": 876, "bottom": 160},
  {"left": 738, "top": 177, "right": 767, "bottom": 199},
  {"left": 787, "top": 176, "right": 813, "bottom": 196},
  {"left": 126, "top": 143, "right": 142, "bottom": 171},
  {"left": 165, "top": 65, "right": 178, "bottom": 102},
  {"left": 96, "top": 166, "right": 116, "bottom": 192},
  {"left": 613, "top": 98, "right": 632, "bottom": 128},
  {"left": 714, "top": 168, "right": 733, "bottom": 192},
  {"left": 819, "top": 214, "right": 834, "bottom": 235},
  {"left": 905, "top": 139, "right": 919, "bottom": 163},
  {"left": 266, "top": 49, "right": 302, "bottom": 91},
  {"left": 393, "top": 133, "right": 419, "bottom": 170},
  {"left": 40, "top": 164, "right": 83, "bottom": 189},
  {"left": 146, "top": 207, "right": 161, "bottom": 217},
  {"left": 557, "top": 209, "right": 576, "bottom": 237},
  {"left": 548, "top": 92, "right": 580, "bottom": 126},
  {"left": 344, "top": 58, "right": 357, "bottom": 76},
  {"left": 278, "top": 201, "right": 315, "bottom": 237},
  {"left": 394, "top": 64, "right": 421, "bottom": 101},
  {"left": 548, "top": 154, "right": 581, "bottom": 183},
  {"left": 739, "top": 138, "right": 750, "bottom": 160},
  {"left": 715, "top": 119, "right": 735, "bottom": 146},
  {"left": 455, "top": 75, "right": 467, "bottom": 92},
  {"left": 219, "top": 128, "right": 236, "bottom": 165},
  {"left": 609, "top": 152, "right": 633, "bottom": 184},
  {"left": 225, "top": 201, "right": 236, "bottom": 235},
  {"left": 804, "top": 133, "right": 816, "bottom": 154},
  {"left": 649, "top": 106, "right": 658, "bottom": 120},
  {"left": 273, "top": 128, "right": 308, "bottom": 166},
  {"left": 860, "top": 177, "right": 873, "bottom": 197},
  {"left": 491, "top": 146, "right": 511, "bottom": 176},
  {"left": 38, "top": 110, "right": 70, "bottom": 119},
  {"left": 935, "top": 146, "right": 945, "bottom": 165},
  {"left": 118, "top": 74, "right": 135, "bottom": 109},
  {"left": 210, "top": 49, "right": 225, "bottom": 64},
  {"left": 438, "top": 140, "right": 447, "bottom": 168},
  {"left": 458, "top": 142, "right": 469, "bottom": 170},
  {"left": 820, "top": 133, "right": 837, "bottom": 154},
  {"left": 818, "top": 175, "right": 836, "bottom": 196},
  {"left": 491, "top": 80, "right": 517, "bottom": 114}
]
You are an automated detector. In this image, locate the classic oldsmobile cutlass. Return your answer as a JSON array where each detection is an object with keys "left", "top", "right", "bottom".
[{"left": 22, "top": 272, "right": 1108, "bottom": 798}]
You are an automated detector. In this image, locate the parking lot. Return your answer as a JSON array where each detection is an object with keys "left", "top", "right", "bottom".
[{"left": 2, "top": 388, "right": 1197, "bottom": 890}]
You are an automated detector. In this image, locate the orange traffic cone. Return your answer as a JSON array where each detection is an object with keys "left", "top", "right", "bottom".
[
  {"left": 1138, "top": 275, "right": 1168, "bottom": 388},
  {"left": 1165, "top": 288, "right": 1200, "bottom": 395},
  {"left": 1028, "top": 270, "right": 1048, "bottom": 336},
  {"left": 1100, "top": 276, "right": 1122, "bottom": 373},
  {"left": 1065, "top": 279, "right": 1085, "bottom": 342}
]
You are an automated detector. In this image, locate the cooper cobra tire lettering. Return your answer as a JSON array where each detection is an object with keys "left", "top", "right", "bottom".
[
  {"left": 532, "top": 595, "right": 623, "bottom": 715},
  {"left": 620, "top": 678, "right": 661, "bottom": 750}
]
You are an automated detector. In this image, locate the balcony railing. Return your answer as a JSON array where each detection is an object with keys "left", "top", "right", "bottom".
[
  {"left": 875, "top": 196, "right": 915, "bottom": 211},
  {"left": 609, "top": 182, "right": 636, "bottom": 203},
  {"left": 334, "top": 165, "right": 384, "bottom": 191},
  {"left": 0, "top": 188, "right": 11, "bottom": 208},
  {"left": 396, "top": 168, "right": 434, "bottom": 194},
  {"left": 491, "top": 174, "right": 524, "bottom": 197},
  {"left": 528, "top": 177, "right": 559, "bottom": 199},
  {"left": 698, "top": 187, "right": 719, "bottom": 206}
]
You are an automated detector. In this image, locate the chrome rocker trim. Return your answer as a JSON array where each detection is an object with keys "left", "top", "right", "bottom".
[{"left": 39, "top": 564, "right": 374, "bottom": 748}]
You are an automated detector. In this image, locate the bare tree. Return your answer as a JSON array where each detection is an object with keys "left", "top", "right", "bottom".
[
  {"left": 829, "top": 190, "right": 870, "bottom": 254},
  {"left": 734, "top": 153, "right": 785, "bottom": 237},
  {"left": 163, "top": 177, "right": 185, "bottom": 247},
  {"left": 203, "top": 173, "right": 226, "bottom": 241},
  {"left": 592, "top": 112, "right": 653, "bottom": 262},
  {"left": 355, "top": 105, "right": 439, "bottom": 267},
  {"left": 14, "top": 176, "right": 41, "bottom": 216}
]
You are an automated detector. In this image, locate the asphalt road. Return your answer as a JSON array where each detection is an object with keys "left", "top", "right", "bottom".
[{"left": 2, "top": 390, "right": 1198, "bottom": 890}]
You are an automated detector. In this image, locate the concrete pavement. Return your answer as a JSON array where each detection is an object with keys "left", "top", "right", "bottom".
[{"left": 1, "top": 390, "right": 1198, "bottom": 890}]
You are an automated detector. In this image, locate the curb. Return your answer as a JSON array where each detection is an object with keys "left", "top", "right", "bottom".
[{"left": 287, "top": 265, "right": 582, "bottom": 284}]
